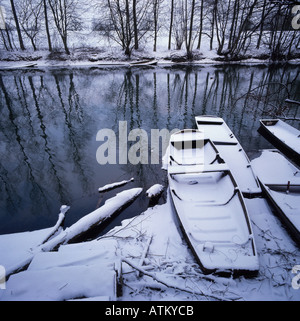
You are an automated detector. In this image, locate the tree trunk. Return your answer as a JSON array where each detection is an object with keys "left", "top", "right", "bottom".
[
  {"left": 30, "top": 37, "right": 37, "bottom": 51},
  {"left": 43, "top": 0, "right": 52, "bottom": 51},
  {"left": 153, "top": 0, "right": 158, "bottom": 52},
  {"left": 186, "top": 0, "right": 195, "bottom": 58},
  {"left": 168, "top": 0, "right": 174, "bottom": 50},
  {"left": 125, "top": 0, "right": 131, "bottom": 56},
  {"left": 62, "top": 35, "right": 70, "bottom": 55},
  {"left": 197, "top": 0, "right": 204, "bottom": 50},
  {"left": 210, "top": 2, "right": 215, "bottom": 50},
  {"left": 133, "top": 0, "right": 138, "bottom": 50},
  {"left": 10, "top": 0, "right": 25, "bottom": 50}
]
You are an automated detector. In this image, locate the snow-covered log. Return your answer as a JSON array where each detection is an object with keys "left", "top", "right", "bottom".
[
  {"left": 146, "top": 184, "right": 164, "bottom": 198},
  {"left": 146, "top": 184, "right": 164, "bottom": 207},
  {"left": 98, "top": 178, "right": 134, "bottom": 193},
  {"left": 40, "top": 205, "right": 70, "bottom": 245},
  {"left": 6, "top": 205, "right": 70, "bottom": 277},
  {"left": 5, "top": 188, "right": 142, "bottom": 277},
  {"left": 41, "top": 188, "right": 143, "bottom": 250}
]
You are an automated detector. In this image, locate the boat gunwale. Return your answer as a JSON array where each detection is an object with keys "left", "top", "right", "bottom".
[
  {"left": 259, "top": 178, "right": 300, "bottom": 246},
  {"left": 258, "top": 119, "right": 300, "bottom": 166},
  {"left": 168, "top": 162, "right": 257, "bottom": 274}
]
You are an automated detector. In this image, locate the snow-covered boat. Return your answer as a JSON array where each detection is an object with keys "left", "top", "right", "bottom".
[
  {"left": 252, "top": 149, "right": 300, "bottom": 246},
  {"left": 129, "top": 59, "right": 158, "bottom": 66},
  {"left": 0, "top": 63, "right": 37, "bottom": 70},
  {"left": 167, "top": 129, "right": 259, "bottom": 275},
  {"left": 195, "top": 115, "right": 261, "bottom": 197},
  {"left": 258, "top": 119, "right": 300, "bottom": 167}
]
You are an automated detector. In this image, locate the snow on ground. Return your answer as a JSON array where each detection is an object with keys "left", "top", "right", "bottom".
[
  {"left": 0, "top": 184, "right": 299, "bottom": 301},
  {"left": 1, "top": 34, "right": 299, "bottom": 69}
]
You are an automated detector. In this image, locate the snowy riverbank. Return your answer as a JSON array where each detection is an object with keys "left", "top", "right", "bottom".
[
  {"left": 0, "top": 171, "right": 299, "bottom": 300},
  {"left": 1, "top": 47, "right": 300, "bottom": 70}
]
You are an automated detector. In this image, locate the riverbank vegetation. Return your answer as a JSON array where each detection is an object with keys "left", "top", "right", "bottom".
[{"left": 0, "top": 0, "right": 299, "bottom": 62}]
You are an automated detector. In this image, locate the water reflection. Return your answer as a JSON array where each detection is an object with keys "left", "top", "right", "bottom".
[{"left": 0, "top": 64, "right": 299, "bottom": 234}]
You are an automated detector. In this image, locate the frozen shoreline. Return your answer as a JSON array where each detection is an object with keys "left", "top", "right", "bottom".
[
  {"left": 1, "top": 174, "right": 300, "bottom": 301},
  {"left": 0, "top": 48, "right": 299, "bottom": 70}
]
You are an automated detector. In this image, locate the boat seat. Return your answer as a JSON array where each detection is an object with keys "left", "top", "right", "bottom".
[{"left": 168, "top": 163, "right": 229, "bottom": 175}]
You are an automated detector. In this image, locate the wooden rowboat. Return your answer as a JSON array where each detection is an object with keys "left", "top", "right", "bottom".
[
  {"left": 0, "top": 63, "right": 37, "bottom": 70},
  {"left": 258, "top": 119, "right": 300, "bottom": 167},
  {"left": 129, "top": 59, "right": 158, "bottom": 66},
  {"left": 167, "top": 129, "right": 259, "bottom": 275},
  {"left": 195, "top": 115, "right": 261, "bottom": 197},
  {"left": 252, "top": 149, "right": 300, "bottom": 246}
]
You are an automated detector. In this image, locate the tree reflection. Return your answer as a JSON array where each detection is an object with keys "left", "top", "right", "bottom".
[{"left": 0, "top": 65, "right": 299, "bottom": 234}]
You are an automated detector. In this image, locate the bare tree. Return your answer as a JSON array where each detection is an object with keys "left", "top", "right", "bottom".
[
  {"left": 173, "top": 0, "right": 186, "bottom": 50},
  {"left": 185, "top": 0, "right": 196, "bottom": 58},
  {"left": 153, "top": 0, "right": 159, "bottom": 51},
  {"left": 196, "top": 0, "right": 204, "bottom": 50},
  {"left": 48, "top": 0, "right": 81, "bottom": 54},
  {"left": 18, "top": 0, "right": 43, "bottom": 51},
  {"left": 43, "top": 0, "right": 52, "bottom": 51},
  {"left": 104, "top": 0, "right": 151, "bottom": 56},
  {"left": 168, "top": 0, "right": 174, "bottom": 50},
  {"left": 133, "top": 0, "right": 138, "bottom": 49},
  {"left": 10, "top": 0, "right": 25, "bottom": 50}
]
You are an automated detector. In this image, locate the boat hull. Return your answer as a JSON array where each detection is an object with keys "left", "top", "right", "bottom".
[
  {"left": 260, "top": 182, "right": 300, "bottom": 246},
  {"left": 258, "top": 119, "right": 300, "bottom": 167},
  {"left": 252, "top": 149, "right": 300, "bottom": 246},
  {"left": 195, "top": 115, "right": 261, "bottom": 197},
  {"left": 169, "top": 171, "right": 258, "bottom": 276},
  {"left": 167, "top": 129, "right": 259, "bottom": 275}
]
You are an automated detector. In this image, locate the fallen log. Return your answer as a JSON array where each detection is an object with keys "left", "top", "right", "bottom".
[
  {"left": 146, "top": 184, "right": 164, "bottom": 207},
  {"left": 5, "top": 188, "right": 143, "bottom": 278},
  {"left": 98, "top": 178, "right": 134, "bottom": 193},
  {"left": 40, "top": 205, "right": 70, "bottom": 245},
  {"left": 41, "top": 188, "right": 143, "bottom": 250}
]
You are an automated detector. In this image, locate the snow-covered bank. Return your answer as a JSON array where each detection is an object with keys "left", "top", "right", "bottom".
[
  {"left": 0, "top": 48, "right": 299, "bottom": 70},
  {"left": 0, "top": 188, "right": 142, "bottom": 278},
  {"left": 0, "top": 184, "right": 299, "bottom": 301}
]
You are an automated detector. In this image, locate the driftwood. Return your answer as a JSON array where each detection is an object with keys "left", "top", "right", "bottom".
[
  {"left": 136, "top": 235, "right": 153, "bottom": 277},
  {"left": 5, "top": 206, "right": 70, "bottom": 278},
  {"left": 122, "top": 258, "right": 240, "bottom": 301},
  {"left": 146, "top": 184, "right": 164, "bottom": 207},
  {"left": 41, "top": 188, "right": 143, "bottom": 250},
  {"left": 40, "top": 205, "right": 69, "bottom": 245},
  {"left": 6, "top": 188, "right": 142, "bottom": 278},
  {"left": 98, "top": 178, "right": 134, "bottom": 193}
]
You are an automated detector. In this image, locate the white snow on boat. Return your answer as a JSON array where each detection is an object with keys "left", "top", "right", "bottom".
[
  {"left": 129, "top": 59, "right": 158, "bottom": 66},
  {"left": 167, "top": 129, "right": 259, "bottom": 275},
  {"left": 259, "top": 119, "right": 300, "bottom": 166},
  {"left": 252, "top": 149, "right": 300, "bottom": 245},
  {"left": 195, "top": 116, "right": 261, "bottom": 197},
  {"left": 0, "top": 63, "right": 37, "bottom": 70}
]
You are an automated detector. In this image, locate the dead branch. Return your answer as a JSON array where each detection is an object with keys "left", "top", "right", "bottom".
[{"left": 122, "top": 258, "right": 241, "bottom": 301}]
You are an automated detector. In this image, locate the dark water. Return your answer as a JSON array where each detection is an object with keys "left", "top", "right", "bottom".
[{"left": 0, "top": 64, "right": 299, "bottom": 235}]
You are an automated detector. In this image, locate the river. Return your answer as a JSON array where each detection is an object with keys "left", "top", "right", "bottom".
[{"left": 0, "top": 63, "right": 299, "bottom": 235}]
